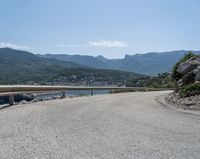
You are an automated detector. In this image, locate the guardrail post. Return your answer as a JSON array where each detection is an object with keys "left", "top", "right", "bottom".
[
  {"left": 9, "top": 94, "right": 14, "bottom": 106},
  {"left": 91, "top": 89, "right": 94, "bottom": 96},
  {"left": 61, "top": 91, "right": 66, "bottom": 98}
]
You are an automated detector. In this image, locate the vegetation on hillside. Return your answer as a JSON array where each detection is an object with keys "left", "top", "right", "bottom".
[
  {"left": 110, "top": 87, "right": 172, "bottom": 94},
  {"left": 51, "top": 67, "right": 145, "bottom": 86},
  {"left": 179, "top": 83, "right": 200, "bottom": 97},
  {"left": 126, "top": 72, "right": 175, "bottom": 88},
  {"left": 0, "top": 48, "right": 145, "bottom": 85},
  {"left": 0, "top": 48, "right": 80, "bottom": 84}
]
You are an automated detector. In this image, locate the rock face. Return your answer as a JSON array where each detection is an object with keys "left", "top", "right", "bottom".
[
  {"left": 194, "top": 66, "right": 200, "bottom": 82},
  {"left": 177, "top": 57, "right": 200, "bottom": 75},
  {"left": 176, "top": 57, "right": 200, "bottom": 90},
  {"left": 169, "top": 56, "right": 200, "bottom": 109},
  {"left": 176, "top": 79, "right": 183, "bottom": 91},
  {"left": 182, "top": 71, "right": 196, "bottom": 85}
]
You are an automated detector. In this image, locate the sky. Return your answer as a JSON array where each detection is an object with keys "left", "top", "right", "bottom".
[{"left": 0, "top": 0, "right": 200, "bottom": 58}]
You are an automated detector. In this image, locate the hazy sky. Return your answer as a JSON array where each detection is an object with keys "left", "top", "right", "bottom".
[{"left": 0, "top": 0, "right": 200, "bottom": 58}]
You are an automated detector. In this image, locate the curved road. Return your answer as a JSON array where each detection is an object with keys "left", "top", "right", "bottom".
[{"left": 0, "top": 91, "right": 200, "bottom": 159}]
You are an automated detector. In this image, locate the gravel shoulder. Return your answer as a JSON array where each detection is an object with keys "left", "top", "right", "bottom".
[
  {"left": 0, "top": 91, "right": 200, "bottom": 159},
  {"left": 165, "top": 92, "right": 200, "bottom": 111}
]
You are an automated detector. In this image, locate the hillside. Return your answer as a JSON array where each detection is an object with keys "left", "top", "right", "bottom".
[
  {"left": 0, "top": 48, "right": 144, "bottom": 85},
  {"left": 40, "top": 50, "right": 200, "bottom": 75},
  {"left": 0, "top": 48, "right": 81, "bottom": 84},
  {"left": 51, "top": 67, "right": 145, "bottom": 86},
  {"left": 39, "top": 54, "right": 108, "bottom": 69}
]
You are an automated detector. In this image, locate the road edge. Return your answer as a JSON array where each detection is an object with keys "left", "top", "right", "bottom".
[{"left": 155, "top": 92, "right": 200, "bottom": 116}]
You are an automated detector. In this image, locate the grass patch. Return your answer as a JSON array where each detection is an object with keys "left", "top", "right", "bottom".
[
  {"left": 78, "top": 94, "right": 90, "bottom": 97},
  {"left": 110, "top": 87, "right": 174, "bottom": 94},
  {"left": 179, "top": 83, "right": 200, "bottom": 97}
]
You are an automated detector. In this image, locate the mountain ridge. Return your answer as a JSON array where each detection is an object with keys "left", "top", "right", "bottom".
[
  {"left": 39, "top": 50, "right": 200, "bottom": 75},
  {"left": 0, "top": 48, "right": 143, "bottom": 85}
]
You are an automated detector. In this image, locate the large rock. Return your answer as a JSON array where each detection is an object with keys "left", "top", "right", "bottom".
[
  {"left": 177, "top": 57, "right": 200, "bottom": 76},
  {"left": 176, "top": 57, "right": 200, "bottom": 91},
  {"left": 194, "top": 66, "right": 200, "bottom": 82},
  {"left": 176, "top": 79, "right": 183, "bottom": 92},
  {"left": 182, "top": 71, "right": 196, "bottom": 85}
]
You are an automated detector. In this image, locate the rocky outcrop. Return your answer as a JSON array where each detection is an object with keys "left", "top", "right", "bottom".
[
  {"left": 194, "top": 66, "right": 200, "bottom": 82},
  {"left": 176, "top": 57, "right": 200, "bottom": 90},
  {"left": 177, "top": 57, "right": 200, "bottom": 75},
  {"left": 167, "top": 55, "right": 200, "bottom": 110}
]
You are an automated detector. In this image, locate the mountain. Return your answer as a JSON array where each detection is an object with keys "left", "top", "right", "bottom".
[
  {"left": 0, "top": 48, "right": 81, "bottom": 84},
  {"left": 38, "top": 54, "right": 109, "bottom": 69},
  {"left": 0, "top": 48, "right": 143, "bottom": 85},
  {"left": 52, "top": 67, "right": 145, "bottom": 86},
  {"left": 40, "top": 50, "right": 200, "bottom": 75}
]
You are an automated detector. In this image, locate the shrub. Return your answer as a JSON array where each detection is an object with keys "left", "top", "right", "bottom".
[
  {"left": 144, "top": 72, "right": 175, "bottom": 88},
  {"left": 172, "top": 52, "right": 198, "bottom": 81},
  {"left": 179, "top": 83, "right": 200, "bottom": 97}
]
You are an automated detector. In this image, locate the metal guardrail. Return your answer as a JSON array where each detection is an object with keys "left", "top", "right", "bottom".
[{"left": 0, "top": 85, "right": 139, "bottom": 106}]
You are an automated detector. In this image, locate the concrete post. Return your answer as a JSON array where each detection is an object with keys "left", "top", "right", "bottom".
[{"left": 9, "top": 94, "right": 14, "bottom": 106}]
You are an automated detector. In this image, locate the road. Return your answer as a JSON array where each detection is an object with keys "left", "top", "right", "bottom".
[{"left": 0, "top": 91, "right": 200, "bottom": 159}]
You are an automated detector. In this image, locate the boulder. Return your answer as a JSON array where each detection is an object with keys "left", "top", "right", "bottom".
[
  {"left": 175, "top": 57, "right": 200, "bottom": 91},
  {"left": 176, "top": 79, "right": 183, "bottom": 92},
  {"left": 182, "top": 71, "right": 196, "bottom": 85},
  {"left": 194, "top": 66, "right": 200, "bottom": 82},
  {"left": 177, "top": 57, "right": 200, "bottom": 76}
]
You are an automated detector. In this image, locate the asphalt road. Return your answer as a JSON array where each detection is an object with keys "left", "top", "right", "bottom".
[{"left": 0, "top": 91, "right": 200, "bottom": 159}]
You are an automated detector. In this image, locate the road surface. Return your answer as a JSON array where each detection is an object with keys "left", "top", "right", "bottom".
[{"left": 0, "top": 91, "right": 200, "bottom": 159}]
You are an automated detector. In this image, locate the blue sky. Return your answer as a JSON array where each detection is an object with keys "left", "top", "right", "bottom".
[{"left": 0, "top": 0, "right": 200, "bottom": 58}]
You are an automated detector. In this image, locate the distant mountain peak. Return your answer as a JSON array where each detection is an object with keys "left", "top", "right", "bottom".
[
  {"left": 95, "top": 55, "right": 108, "bottom": 61},
  {"left": 96, "top": 55, "right": 105, "bottom": 58}
]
